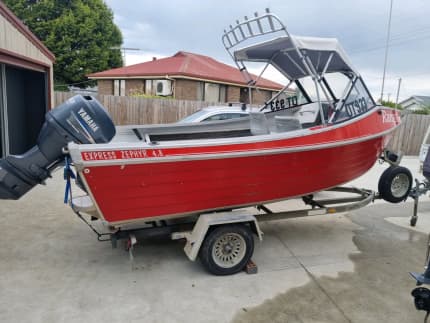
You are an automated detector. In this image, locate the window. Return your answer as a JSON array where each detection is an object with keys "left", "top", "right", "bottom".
[
  {"left": 145, "top": 80, "right": 153, "bottom": 95},
  {"left": 196, "top": 82, "right": 204, "bottom": 101},
  {"left": 203, "top": 113, "right": 248, "bottom": 121},
  {"left": 219, "top": 85, "right": 227, "bottom": 102},
  {"left": 114, "top": 79, "right": 125, "bottom": 96},
  {"left": 205, "top": 83, "right": 220, "bottom": 102},
  {"left": 197, "top": 82, "right": 227, "bottom": 102}
]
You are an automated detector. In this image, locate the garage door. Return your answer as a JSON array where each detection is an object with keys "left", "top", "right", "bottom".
[{"left": 0, "top": 63, "right": 47, "bottom": 157}]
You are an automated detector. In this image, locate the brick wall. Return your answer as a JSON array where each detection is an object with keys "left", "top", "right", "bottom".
[
  {"left": 175, "top": 79, "right": 201, "bottom": 100},
  {"left": 97, "top": 80, "right": 113, "bottom": 95},
  {"left": 251, "top": 89, "right": 272, "bottom": 105},
  {"left": 226, "top": 85, "right": 241, "bottom": 103},
  {"left": 125, "top": 79, "right": 145, "bottom": 95},
  {"left": 97, "top": 78, "right": 276, "bottom": 104}
]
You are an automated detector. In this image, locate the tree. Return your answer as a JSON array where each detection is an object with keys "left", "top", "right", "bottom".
[
  {"left": 380, "top": 100, "right": 403, "bottom": 110},
  {"left": 4, "top": 0, "right": 123, "bottom": 89}
]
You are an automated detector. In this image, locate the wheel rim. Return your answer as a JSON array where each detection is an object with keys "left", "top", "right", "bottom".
[
  {"left": 212, "top": 232, "right": 246, "bottom": 268},
  {"left": 390, "top": 173, "right": 410, "bottom": 198}
]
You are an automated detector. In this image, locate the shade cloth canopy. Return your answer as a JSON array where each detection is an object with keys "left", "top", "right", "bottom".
[{"left": 234, "top": 36, "right": 358, "bottom": 80}]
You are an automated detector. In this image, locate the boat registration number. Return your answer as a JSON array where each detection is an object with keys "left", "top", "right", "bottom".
[
  {"left": 344, "top": 97, "right": 368, "bottom": 117},
  {"left": 269, "top": 96, "right": 298, "bottom": 112}
]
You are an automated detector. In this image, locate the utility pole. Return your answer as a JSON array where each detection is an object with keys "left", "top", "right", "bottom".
[
  {"left": 110, "top": 47, "right": 140, "bottom": 66},
  {"left": 380, "top": 0, "right": 394, "bottom": 102},
  {"left": 120, "top": 47, "right": 140, "bottom": 66},
  {"left": 395, "top": 77, "right": 402, "bottom": 108}
]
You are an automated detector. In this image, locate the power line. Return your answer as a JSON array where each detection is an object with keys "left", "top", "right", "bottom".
[
  {"left": 350, "top": 30, "right": 430, "bottom": 55},
  {"left": 355, "top": 25, "right": 430, "bottom": 48},
  {"left": 54, "top": 79, "right": 95, "bottom": 87}
]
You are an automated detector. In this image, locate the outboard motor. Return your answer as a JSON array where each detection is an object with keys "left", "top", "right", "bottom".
[{"left": 0, "top": 95, "right": 115, "bottom": 199}]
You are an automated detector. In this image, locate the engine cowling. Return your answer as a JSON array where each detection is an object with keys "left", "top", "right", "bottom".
[{"left": 0, "top": 95, "right": 115, "bottom": 199}]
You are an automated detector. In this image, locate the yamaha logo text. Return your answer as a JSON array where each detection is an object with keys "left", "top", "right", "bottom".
[{"left": 78, "top": 108, "right": 99, "bottom": 132}]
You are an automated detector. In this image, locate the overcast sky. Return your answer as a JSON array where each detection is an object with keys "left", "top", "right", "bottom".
[{"left": 104, "top": 0, "right": 430, "bottom": 101}]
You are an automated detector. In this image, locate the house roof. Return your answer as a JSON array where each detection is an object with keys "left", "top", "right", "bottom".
[
  {"left": 87, "top": 51, "right": 283, "bottom": 90},
  {"left": 414, "top": 96, "right": 430, "bottom": 107},
  {"left": 399, "top": 95, "right": 430, "bottom": 107},
  {"left": 0, "top": 2, "right": 55, "bottom": 62}
]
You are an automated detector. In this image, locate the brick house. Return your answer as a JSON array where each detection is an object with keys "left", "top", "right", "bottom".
[{"left": 87, "top": 51, "right": 283, "bottom": 104}]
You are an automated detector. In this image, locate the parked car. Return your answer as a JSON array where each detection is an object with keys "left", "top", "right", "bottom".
[
  {"left": 419, "top": 125, "right": 430, "bottom": 171},
  {"left": 178, "top": 105, "right": 252, "bottom": 123}
]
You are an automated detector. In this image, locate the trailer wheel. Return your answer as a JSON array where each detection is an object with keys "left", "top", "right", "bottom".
[
  {"left": 199, "top": 224, "right": 254, "bottom": 276},
  {"left": 378, "top": 166, "right": 412, "bottom": 203}
]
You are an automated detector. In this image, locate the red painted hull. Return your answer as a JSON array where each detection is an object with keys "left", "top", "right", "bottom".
[{"left": 73, "top": 108, "right": 400, "bottom": 225}]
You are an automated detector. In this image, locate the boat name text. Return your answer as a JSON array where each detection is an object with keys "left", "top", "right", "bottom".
[
  {"left": 381, "top": 110, "right": 398, "bottom": 124},
  {"left": 78, "top": 108, "right": 99, "bottom": 132},
  {"left": 81, "top": 149, "right": 165, "bottom": 161}
]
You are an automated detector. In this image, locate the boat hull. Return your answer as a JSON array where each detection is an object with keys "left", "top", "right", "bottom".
[
  {"left": 82, "top": 137, "right": 382, "bottom": 224},
  {"left": 73, "top": 108, "right": 399, "bottom": 225}
]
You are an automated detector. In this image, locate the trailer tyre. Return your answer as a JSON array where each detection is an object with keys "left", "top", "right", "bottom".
[
  {"left": 199, "top": 224, "right": 254, "bottom": 276},
  {"left": 378, "top": 166, "right": 412, "bottom": 203}
]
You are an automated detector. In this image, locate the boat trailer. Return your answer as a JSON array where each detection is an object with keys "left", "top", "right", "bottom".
[{"left": 71, "top": 186, "right": 379, "bottom": 275}]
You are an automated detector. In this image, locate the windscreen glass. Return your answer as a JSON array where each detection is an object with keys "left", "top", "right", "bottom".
[{"left": 332, "top": 78, "right": 375, "bottom": 123}]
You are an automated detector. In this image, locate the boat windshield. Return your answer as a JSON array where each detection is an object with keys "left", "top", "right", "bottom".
[{"left": 330, "top": 77, "right": 375, "bottom": 123}]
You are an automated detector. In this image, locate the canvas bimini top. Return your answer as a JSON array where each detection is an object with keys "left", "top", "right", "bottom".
[{"left": 233, "top": 35, "right": 358, "bottom": 80}]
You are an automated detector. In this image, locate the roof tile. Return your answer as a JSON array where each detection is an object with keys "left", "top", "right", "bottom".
[{"left": 88, "top": 51, "right": 283, "bottom": 90}]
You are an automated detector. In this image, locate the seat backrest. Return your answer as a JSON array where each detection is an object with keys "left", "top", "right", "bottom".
[
  {"left": 274, "top": 116, "right": 302, "bottom": 132},
  {"left": 296, "top": 102, "right": 320, "bottom": 125},
  {"left": 249, "top": 112, "right": 270, "bottom": 135}
]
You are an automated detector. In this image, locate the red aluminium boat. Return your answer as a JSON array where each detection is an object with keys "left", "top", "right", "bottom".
[
  {"left": 62, "top": 11, "right": 401, "bottom": 226},
  {"left": 0, "top": 10, "right": 401, "bottom": 227}
]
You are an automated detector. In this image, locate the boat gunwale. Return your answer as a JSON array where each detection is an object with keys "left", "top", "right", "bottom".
[{"left": 68, "top": 105, "right": 400, "bottom": 167}]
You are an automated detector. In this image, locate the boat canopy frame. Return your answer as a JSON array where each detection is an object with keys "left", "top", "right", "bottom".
[{"left": 222, "top": 8, "right": 365, "bottom": 125}]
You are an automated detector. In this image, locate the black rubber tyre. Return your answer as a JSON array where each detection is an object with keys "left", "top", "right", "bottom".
[
  {"left": 378, "top": 166, "right": 413, "bottom": 203},
  {"left": 199, "top": 224, "right": 254, "bottom": 276},
  {"left": 410, "top": 216, "right": 417, "bottom": 227}
]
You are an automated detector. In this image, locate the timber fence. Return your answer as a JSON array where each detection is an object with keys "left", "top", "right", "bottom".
[
  {"left": 54, "top": 92, "right": 429, "bottom": 156},
  {"left": 388, "top": 113, "right": 430, "bottom": 156},
  {"left": 54, "top": 92, "right": 216, "bottom": 124}
]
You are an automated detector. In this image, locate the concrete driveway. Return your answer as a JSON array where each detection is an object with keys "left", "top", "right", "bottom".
[{"left": 0, "top": 157, "right": 429, "bottom": 323}]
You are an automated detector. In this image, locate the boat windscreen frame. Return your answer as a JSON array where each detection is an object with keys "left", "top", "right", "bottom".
[
  {"left": 222, "top": 8, "right": 353, "bottom": 125},
  {"left": 322, "top": 77, "right": 337, "bottom": 102}
]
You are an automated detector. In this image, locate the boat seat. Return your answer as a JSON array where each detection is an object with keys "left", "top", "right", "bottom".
[
  {"left": 249, "top": 112, "right": 270, "bottom": 135},
  {"left": 296, "top": 102, "right": 320, "bottom": 127},
  {"left": 274, "top": 116, "right": 302, "bottom": 132},
  {"left": 297, "top": 102, "right": 332, "bottom": 128}
]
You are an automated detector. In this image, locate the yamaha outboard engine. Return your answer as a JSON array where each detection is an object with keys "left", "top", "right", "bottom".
[{"left": 0, "top": 95, "right": 115, "bottom": 199}]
